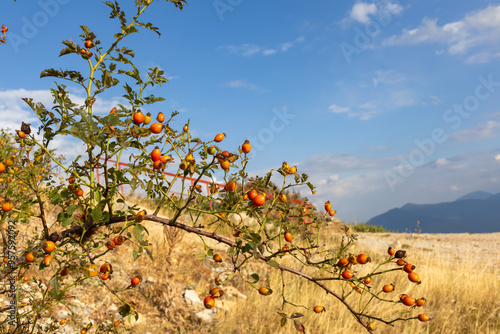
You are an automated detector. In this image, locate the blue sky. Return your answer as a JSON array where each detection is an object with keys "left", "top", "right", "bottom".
[{"left": 1, "top": 0, "right": 500, "bottom": 223}]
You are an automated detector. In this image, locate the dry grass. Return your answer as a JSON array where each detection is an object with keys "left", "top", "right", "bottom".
[
  {"left": 2, "top": 201, "right": 500, "bottom": 334},
  {"left": 211, "top": 231, "right": 500, "bottom": 334}
]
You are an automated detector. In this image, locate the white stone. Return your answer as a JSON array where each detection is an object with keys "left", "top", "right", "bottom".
[
  {"left": 183, "top": 290, "right": 201, "bottom": 306},
  {"left": 195, "top": 309, "right": 215, "bottom": 322}
]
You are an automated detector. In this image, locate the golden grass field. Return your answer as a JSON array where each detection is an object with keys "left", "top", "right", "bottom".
[{"left": 2, "top": 204, "right": 500, "bottom": 334}]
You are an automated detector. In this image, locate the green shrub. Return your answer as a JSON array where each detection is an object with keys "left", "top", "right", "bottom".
[{"left": 348, "top": 222, "right": 393, "bottom": 233}]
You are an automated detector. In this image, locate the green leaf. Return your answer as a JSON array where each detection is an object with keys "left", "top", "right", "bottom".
[
  {"left": 250, "top": 273, "right": 260, "bottom": 283},
  {"left": 195, "top": 253, "right": 207, "bottom": 260},
  {"left": 264, "top": 171, "right": 272, "bottom": 187},
  {"left": 253, "top": 248, "right": 260, "bottom": 260},
  {"left": 132, "top": 249, "right": 140, "bottom": 260},
  {"left": 118, "top": 304, "right": 132, "bottom": 318},
  {"left": 280, "top": 317, "right": 287, "bottom": 327},
  {"left": 266, "top": 260, "right": 280, "bottom": 269},
  {"left": 132, "top": 224, "right": 145, "bottom": 242},
  {"left": 249, "top": 232, "right": 262, "bottom": 243},
  {"left": 144, "top": 247, "right": 154, "bottom": 262},
  {"left": 48, "top": 276, "right": 62, "bottom": 299}
]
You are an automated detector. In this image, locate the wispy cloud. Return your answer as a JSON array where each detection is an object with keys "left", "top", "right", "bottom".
[
  {"left": 372, "top": 70, "right": 407, "bottom": 87},
  {"left": 220, "top": 80, "right": 265, "bottom": 92},
  {"left": 219, "top": 36, "right": 305, "bottom": 57},
  {"left": 296, "top": 148, "right": 500, "bottom": 222},
  {"left": 328, "top": 104, "right": 349, "bottom": 113},
  {"left": 382, "top": 5, "right": 500, "bottom": 63},
  {"left": 367, "top": 145, "right": 390, "bottom": 151},
  {"left": 450, "top": 120, "right": 500, "bottom": 143}
]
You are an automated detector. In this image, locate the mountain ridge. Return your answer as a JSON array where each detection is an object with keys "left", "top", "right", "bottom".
[{"left": 367, "top": 191, "right": 500, "bottom": 233}]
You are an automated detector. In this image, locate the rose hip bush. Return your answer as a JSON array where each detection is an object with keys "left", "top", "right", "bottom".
[{"left": 0, "top": 1, "right": 431, "bottom": 333}]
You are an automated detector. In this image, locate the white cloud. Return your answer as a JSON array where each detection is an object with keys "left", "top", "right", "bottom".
[
  {"left": 328, "top": 104, "right": 349, "bottom": 113},
  {"left": 359, "top": 102, "right": 377, "bottom": 109},
  {"left": 219, "top": 36, "right": 304, "bottom": 57},
  {"left": 430, "top": 95, "right": 442, "bottom": 106},
  {"left": 0, "top": 89, "right": 49, "bottom": 131},
  {"left": 0, "top": 88, "right": 130, "bottom": 162},
  {"left": 262, "top": 49, "right": 277, "bottom": 56},
  {"left": 348, "top": 109, "right": 380, "bottom": 120},
  {"left": 465, "top": 51, "right": 500, "bottom": 64},
  {"left": 435, "top": 158, "right": 450, "bottom": 167},
  {"left": 280, "top": 42, "right": 294, "bottom": 52},
  {"left": 368, "top": 145, "right": 390, "bottom": 151},
  {"left": 450, "top": 120, "right": 500, "bottom": 143},
  {"left": 219, "top": 43, "right": 262, "bottom": 57},
  {"left": 372, "top": 70, "right": 407, "bottom": 87},
  {"left": 385, "top": 2, "right": 403, "bottom": 15},
  {"left": 342, "top": 1, "right": 405, "bottom": 27},
  {"left": 166, "top": 74, "right": 180, "bottom": 81},
  {"left": 350, "top": 2, "right": 377, "bottom": 23},
  {"left": 296, "top": 148, "right": 500, "bottom": 222},
  {"left": 221, "top": 80, "right": 264, "bottom": 92},
  {"left": 382, "top": 5, "right": 500, "bottom": 62}
]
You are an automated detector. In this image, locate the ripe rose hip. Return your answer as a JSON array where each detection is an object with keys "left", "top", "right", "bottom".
[
  {"left": 416, "top": 297, "right": 426, "bottom": 307},
  {"left": 402, "top": 295, "right": 416, "bottom": 306},
  {"left": 341, "top": 270, "right": 353, "bottom": 280},
  {"left": 382, "top": 283, "right": 395, "bottom": 293},
  {"left": 313, "top": 305, "right": 325, "bottom": 313},
  {"left": 356, "top": 253, "right": 371, "bottom": 264},
  {"left": 131, "top": 275, "right": 142, "bottom": 286},
  {"left": 403, "top": 263, "right": 415, "bottom": 273},
  {"left": 258, "top": 287, "right": 273, "bottom": 296},
  {"left": 418, "top": 314, "right": 431, "bottom": 322},
  {"left": 204, "top": 296, "right": 215, "bottom": 309}
]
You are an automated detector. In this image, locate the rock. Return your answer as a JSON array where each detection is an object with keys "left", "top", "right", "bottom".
[
  {"left": 183, "top": 289, "right": 201, "bottom": 306},
  {"left": 195, "top": 309, "right": 216, "bottom": 322}
]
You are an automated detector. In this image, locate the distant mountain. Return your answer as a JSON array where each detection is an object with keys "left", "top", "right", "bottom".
[
  {"left": 367, "top": 192, "right": 500, "bottom": 233},
  {"left": 456, "top": 191, "right": 492, "bottom": 201}
]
